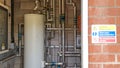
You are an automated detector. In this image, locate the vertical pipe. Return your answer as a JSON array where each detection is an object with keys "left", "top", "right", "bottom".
[
  {"left": 59, "top": 0, "right": 65, "bottom": 67},
  {"left": 11, "top": 0, "right": 14, "bottom": 42},
  {"left": 74, "top": 25, "right": 77, "bottom": 51},
  {"left": 51, "top": 0, "right": 56, "bottom": 27},
  {"left": 24, "top": 14, "right": 45, "bottom": 68},
  {"left": 61, "top": 0, "right": 65, "bottom": 66},
  {"left": 58, "top": 24, "right": 62, "bottom": 52},
  {"left": 73, "top": 3, "right": 77, "bottom": 51},
  {"left": 43, "top": 0, "right": 46, "bottom": 7},
  {"left": 62, "top": 22, "right": 65, "bottom": 63},
  {"left": 73, "top": 2, "right": 76, "bottom": 17},
  {"left": 61, "top": 0, "right": 65, "bottom": 14},
  {"left": 58, "top": 0, "right": 62, "bottom": 54},
  {"left": 59, "top": 0, "right": 61, "bottom": 15},
  {"left": 18, "top": 24, "right": 22, "bottom": 56}
]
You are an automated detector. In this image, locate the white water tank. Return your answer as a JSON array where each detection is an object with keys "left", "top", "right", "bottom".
[{"left": 24, "top": 14, "right": 45, "bottom": 68}]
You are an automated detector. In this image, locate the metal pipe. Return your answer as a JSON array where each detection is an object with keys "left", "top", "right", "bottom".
[
  {"left": 45, "top": 62, "right": 63, "bottom": 66},
  {"left": 18, "top": 23, "right": 24, "bottom": 56},
  {"left": 62, "top": 15, "right": 65, "bottom": 68},
  {"left": 51, "top": 0, "right": 53, "bottom": 9},
  {"left": 45, "top": 45, "right": 75, "bottom": 48},
  {"left": 74, "top": 64, "right": 77, "bottom": 68},
  {"left": 52, "top": 45, "right": 55, "bottom": 61},
  {"left": 73, "top": 5, "right": 77, "bottom": 17},
  {"left": 44, "top": 29, "right": 47, "bottom": 62},
  {"left": 51, "top": 0, "right": 56, "bottom": 39},
  {"left": 74, "top": 25, "right": 77, "bottom": 52},
  {"left": 46, "top": 28, "right": 78, "bottom": 30},
  {"left": 59, "top": 0, "right": 61, "bottom": 15},
  {"left": 62, "top": 19, "right": 65, "bottom": 64},
  {"left": 46, "top": 0, "right": 52, "bottom": 21},
  {"left": 58, "top": 13, "right": 62, "bottom": 60},
  {"left": 11, "top": 0, "right": 14, "bottom": 43},
  {"left": 58, "top": 0, "right": 63, "bottom": 65},
  {"left": 53, "top": 0, "right": 56, "bottom": 27},
  {"left": 73, "top": 2, "right": 77, "bottom": 51},
  {"left": 43, "top": 0, "right": 46, "bottom": 7},
  {"left": 61, "top": 0, "right": 65, "bottom": 66},
  {"left": 61, "top": 0, "right": 65, "bottom": 14},
  {"left": 58, "top": 24, "right": 62, "bottom": 52}
]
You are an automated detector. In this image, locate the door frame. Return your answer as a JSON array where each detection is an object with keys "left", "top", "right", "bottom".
[{"left": 81, "top": 0, "right": 88, "bottom": 68}]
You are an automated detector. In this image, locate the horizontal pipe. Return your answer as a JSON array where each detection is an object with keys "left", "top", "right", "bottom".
[
  {"left": 45, "top": 45, "right": 75, "bottom": 48},
  {"left": 65, "top": 55, "right": 81, "bottom": 57},
  {"left": 46, "top": 28, "right": 78, "bottom": 30},
  {"left": 45, "top": 62, "right": 63, "bottom": 66}
]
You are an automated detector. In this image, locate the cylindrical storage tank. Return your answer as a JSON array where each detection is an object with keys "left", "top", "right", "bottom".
[{"left": 24, "top": 14, "right": 45, "bottom": 68}]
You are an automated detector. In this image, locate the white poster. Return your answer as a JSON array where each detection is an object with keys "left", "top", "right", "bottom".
[{"left": 92, "top": 25, "right": 116, "bottom": 43}]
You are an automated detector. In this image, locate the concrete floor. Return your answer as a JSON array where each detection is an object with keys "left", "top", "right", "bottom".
[{"left": 14, "top": 56, "right": 23, "bottom": 68}]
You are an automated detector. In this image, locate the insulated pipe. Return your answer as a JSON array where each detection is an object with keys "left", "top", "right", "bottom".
[
  {"left": 33, "top": 0, "right": 40, "bottom": 10},
  {"left": 24, "top": 14, "right": 45, "bottom": 68}
]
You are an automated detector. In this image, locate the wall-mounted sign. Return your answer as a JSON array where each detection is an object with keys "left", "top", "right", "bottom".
[{"left": 92, "top": 25, "right": 116, "bottom": 43}]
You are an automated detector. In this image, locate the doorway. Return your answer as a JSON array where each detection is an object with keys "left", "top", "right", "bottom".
[{"left": 13, "top": 0, "right": 89, "bottom": 68}]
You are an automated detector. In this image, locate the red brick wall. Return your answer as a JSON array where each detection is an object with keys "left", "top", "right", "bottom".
[{"left": 88, "top": 0, "right": 120, "bottom": 68}]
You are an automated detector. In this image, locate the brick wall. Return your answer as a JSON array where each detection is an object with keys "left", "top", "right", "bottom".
[{"left": 89, "top": 0, "right": 120, "bottom": 68}]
